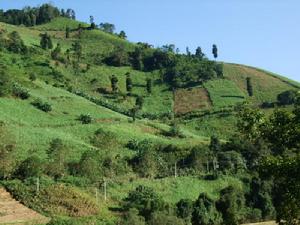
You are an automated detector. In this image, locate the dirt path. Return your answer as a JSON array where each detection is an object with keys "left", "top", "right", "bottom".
[
  {"left": 242, "top": 221, "right": 277, "bottom": 225},
  {"left": 0, "top": 188, "right": 49, "bottom": 225}
]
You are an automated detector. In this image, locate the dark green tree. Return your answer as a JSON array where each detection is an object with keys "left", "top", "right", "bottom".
[
  {"left": 121, "top": 208, "right": 146, "bottom": 225},
  {"left": 126, "top": 72, "right": 133, "bottom": 94},
  {"left": 216, "top": 186, "right": 246, "bottom": 225},
  {"left": 7, "top": 31, "right": 27, "bottom": 54},
  {"left": 209, "top": 135, "right": 221, "bottom": 153},
  {"left": 123, "top": 185, "right": 165, "bottom": 220},
  {"left": 119, "top": 30, "right": 127, "bottom": 39},
  {"left": 135, "top": 96, "right": 144, "bottom": 109},
  {"left": 51, "top": 43, "right": 61, "bottom": 60},
  {"left": 192, "top": 193, "right": 223, "bottom": 225},
  {"left": 0, "top": 69, "right": 10, "bottom": 97},
  {"left": 277, "top": 90, "right": 297, "bottom": 105},
  {"left": 99, "top": 22, "right": 115, "bottom": 33},
  {"left": 110, "top": 75, "right": 119, "bottom": 93},
  {"left": 65, "top": 26, "right": 70, "bottom": 38},
  {"left": 212, "top": 44, "right": 218, "bottom": 59},
  {"left": 246, "top": 77, "right": 253, "bottom": 96},
  {"left": 176, "top": 199, "right": 193, "bottom": 221},
  {"left": 146, "top": 78, "right": 152, "bottom": 94},
  {"left": 90, "top": 15, "right": 96, "bottom": 29},
  {"left": 40, "top": 33, "right": 53, "bottom": 49},
  {"left": 195, "top": 47, "right": 205, "bottom": 59}
]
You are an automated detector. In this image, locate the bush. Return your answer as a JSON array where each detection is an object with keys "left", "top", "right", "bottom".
[
  {"left": 0, "top": 70, "right": 10, "bottom": 97},
  {"left": 123, "top": 185, "right": 166, "bottom": 220},
  {"left": 31, "top": 99, "right": 52, "bottom": 112},
  {"left": 78, "top": 114, "right": 92, "bottom": 124},
  {"left": 15, "top": 155, "right": 44, "bottom": 179},
  {"left": 91, "top": 128, "right": 118, "bottom": 149},
  {"left": 29, "top": 73, "right": 37, "bottom": 81},
  {"left": 277, "top": 90, "right": 297, "bottom": 105},
  {"left": 12, "top": 83, "right": 30, "bottom": 99}
]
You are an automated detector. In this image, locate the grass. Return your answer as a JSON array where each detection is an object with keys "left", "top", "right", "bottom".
[
  {"left": 108, "top": 176, "right": 242, "bottom": 204},
  {"left": 204, "top": 79, "right": 246, "bottom": 108},
  {"left": 0, "top": 18, "right": 298, "bottom": 224},
  {"left": 224, "top": 63, "right": 299, "bottom": 104}
]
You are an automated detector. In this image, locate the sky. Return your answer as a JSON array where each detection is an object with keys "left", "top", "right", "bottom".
[{"left": 2, "top": 0, "right": 300, "bottom": 82}]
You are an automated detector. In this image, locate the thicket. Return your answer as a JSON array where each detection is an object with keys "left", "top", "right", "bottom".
[{"left": 0, "top": 4, "right": 75, "bottom": 26}]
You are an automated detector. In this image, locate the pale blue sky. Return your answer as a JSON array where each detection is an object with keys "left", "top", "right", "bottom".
[{"left": 2, "top": 0, "right": 300, "bottom": 81}]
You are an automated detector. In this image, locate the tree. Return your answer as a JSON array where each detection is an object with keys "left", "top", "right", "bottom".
[
  {"left": 123, "top": 185, "right": 165, "bottom": 220},
  {"left": 7, "top": 31, "right": 27, "bottom": 54},
  {"left": 260, "top": 155, "right": 300, "bottom": 224},
  {"left": 71, "top": 41, "right": 82, "bottom": 62},
  {"left": 126, "top": 73, "right": 133, "bottom": 94},
  {"left": 146, "top": 78, "right": 152, "bottom": 94},
  {"left": 46, "top": 138, "right": 69, "bottom": 178},
  {"left": 51, "top": 43, "right": 61, "bottom": 60},
  {"left": 246, "top": 77, "right": 253, "bottom": 96},
  {"left": 110, "top": 75, "right": 119, "bottom": 93},
  {"left": 121, "top": 208, "right": 146, "bottom": 225},
  {"left": 65, "top": 26, "right": 70, "bottom": 38},
  {"left": 216, "top": 186, "right": 246, "bottom": 225},
  {"left": 212, "top": 44, "right": 218, "bottom": 59},
  {"left": 119, "top": 30, "right": 127, "bottom": 39},
  {"left": 99, "top": 22, "right": 115, "bottom": 33},
  {"left": 0, "top": 69, "right": 10, "bottom": 97},
  {"left": 15, "top": 155, "right": 44, "bottom": 179},
  {"left": 192, "top": 193, "right": 223, "bottom": 225},
  {"left": 131, "top": 46, "right": 144, "bottom": 70},
  {"left": 195, "top": 47, "right": 205, "bottom": 59},
  {"left": 90, "top": 15, "right": 96, "bottom": 29},
  {"left": 176, "top": 199, "right": 193, "bottom": 221},
  {"left": 148, "top": 212, "right": 185, "bottom": 225},
  {"left": 209, "top": 135, "right": 221, "bottom": 153},
  {"left": 277, "top": 90, "right": 297, "bottom": 105},
  {"left": 135, "top": 96, "right": 144, "bottom": 109},
  {"left": 40, "top": 33, "right": 53, "bottom": 49}
]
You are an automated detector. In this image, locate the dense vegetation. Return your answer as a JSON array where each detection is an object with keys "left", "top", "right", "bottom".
[{"left": 0, "top": 3, "right": 299, "bottom": 225}]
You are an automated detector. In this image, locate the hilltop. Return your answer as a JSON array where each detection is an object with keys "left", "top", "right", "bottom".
[{"left": 0, "top": 9, "right": 299, "bottom": 225}]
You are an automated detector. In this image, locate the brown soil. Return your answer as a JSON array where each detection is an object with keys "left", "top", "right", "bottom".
[
  {"left": 174, "top": 87, "right": 211, "bottom": 115},
  {"left": 0, "top": 188, "right": 49, "bottom": 225}
]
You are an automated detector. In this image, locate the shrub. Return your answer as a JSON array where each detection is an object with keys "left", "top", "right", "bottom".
[
  {"left": 91, "top": 128, "right": 117, "bottom": 149},
  {"left": 29, "top": 73, "right": 37, "bottom": 81},
  {"left": 0, "top": 70, "right": 10, "bottom": 97},
  {"left": 15, "top": 155, "right": 44, "bottom": 179},
  {"left": 123, "top": 185, "right": 166, "bottom": 220},
  {"left": 277, "top": 90, "right": 297, "bottom": 105},
  {"left": 78, "top": 114, "right": 92, "bottom": 124},
  {"left": 12, "top": 83, "right": 30, "bottom": 99},
  {"left": 192, "top": 193, "right": 223, "bottom": 225},
  {"left": 31, "top": 99, "right": 52, "bottom": 112}
]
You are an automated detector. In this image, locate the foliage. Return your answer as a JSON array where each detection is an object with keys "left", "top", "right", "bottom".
[
  {"left": 216, "top": 186, "right": 246, "bottom": 225},
  {"left": 40, "top": 33, "right": 53, "bottom": 49},
  {"left": 12, "top": 83, "right": 30, "bottom": 99},
  {"left": 0, "top": 123, "right": 17, "bottom": 179},
  {"left": 15, "top": 155, "right": 44, "bottom": 179},
  {"left": 260, "top": 155, "right": 300, "bottom": 225},
  {"left": 123, "top": 185, "right": 166, "bottom": 220},
  {"left": 46, "top": 138, "right": 70, "bottom": 178},
  {"left": 120, "top": 208, "right": 146, "bottom": 225},
  {"left": 148, "top": 212, "right": 185, "bottom": 225},
  {"left": 78, "top": 114, "right": 92, "bottom": 124},
  {"left": 192, "top": 193, "right": 223, "bottom": 225},
  {"left": 7, "top": 31, "right": 28, "bottom": 54},
  {"left": 246, "top": 77, "right": 253, "bottom": 96},
  {"left": 0, "top": 69, "right": 11, "bottom": 96},
  {"left": 31, "top": 98, "right": 52, "bottom": 112},
  {"left": 277, "top": 90, "right": 297, "bottom": 105}
]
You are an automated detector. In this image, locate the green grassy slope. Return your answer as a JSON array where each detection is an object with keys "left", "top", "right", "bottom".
[{"left": 0, "top": 17, "right": 299, "bottom": 223}]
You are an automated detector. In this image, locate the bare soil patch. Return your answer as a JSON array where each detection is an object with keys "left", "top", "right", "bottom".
[{"left": 174, "top": 87, "right": 211, "bottom": 115}]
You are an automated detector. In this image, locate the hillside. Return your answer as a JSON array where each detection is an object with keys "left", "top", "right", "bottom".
[{"left": 0, "top": 15, "right": 299, "bottom": 225}]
